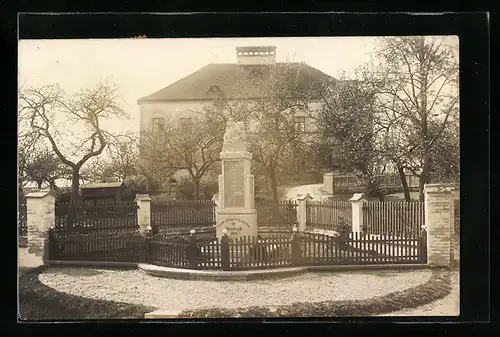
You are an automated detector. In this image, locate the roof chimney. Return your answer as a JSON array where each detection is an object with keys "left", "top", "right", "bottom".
[{"left": 236, "top": 46, "right": 276, "bottom": 66}]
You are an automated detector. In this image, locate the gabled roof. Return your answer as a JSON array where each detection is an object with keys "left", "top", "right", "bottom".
[
  {"left": 138, "top": 62, "right": 336, "bottom": 103},
  {"left": 80, "top": 182, "right": 124, "bottom": 189}
]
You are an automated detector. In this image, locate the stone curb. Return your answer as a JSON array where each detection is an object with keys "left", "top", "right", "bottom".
[{"left": 138, "top": 263, "right": 432, "bottom": 282}]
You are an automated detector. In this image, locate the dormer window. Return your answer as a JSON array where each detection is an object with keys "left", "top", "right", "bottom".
[
  {"left": 207, "top": 85, "right": 223, "bottom": 99},
  {"left": 208, "top": 85, "right": 220, "bottom": 94}
]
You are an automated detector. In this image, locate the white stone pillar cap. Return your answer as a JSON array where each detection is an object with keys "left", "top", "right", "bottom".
[
  {"left": 424, "top": 183, "right": 455, "bottom": 193},
  {"left": 26, "top": 190, "right": 56, "bottom": 198},
  {"left": 134, "top": 193, "right": 152, "bottom": 202},
  {"left": 349, "top": 193, "right": 366, "bottom": 202}
]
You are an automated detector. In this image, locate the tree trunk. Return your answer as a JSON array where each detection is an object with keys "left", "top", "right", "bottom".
[
  {"left": 70, "top": 169, "right": 81, "bottom": 202},
  {"left": 362, "top": 174, "right": 384, "bottom": 201},
  {"left": 268, "top": 170, "right": 279, "bottom": 204},
  {"left": 48, "top": 179, "right": 58, "bottom": 191},
  {"left": 396, "top": 164, "right": 411, "bottom": 202},
  {"left": 36, "top": 181, "right": 43, "bottom": 189},
  {"left": 193, "top": 178, "right": 201, "bottom": 200},
  {"left": 267, "top": 163, "right": 280, "bottom": 222},
  {"left": 418, "top": 151, "right": 432, "bottom": 201}
]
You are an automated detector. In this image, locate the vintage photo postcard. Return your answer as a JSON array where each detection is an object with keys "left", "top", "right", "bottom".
[{"left": 18, "top": 35, "right": 460, "bottom": 320}]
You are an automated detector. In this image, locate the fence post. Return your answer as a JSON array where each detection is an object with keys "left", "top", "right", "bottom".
[
  {"left": 188, "top": 229, "right": 199, "bottom": 269},
  {"left": 20, "top": 190, "right": 56, "bottom": 268},
  {"left": 143, "top": 226, "right": 152, "bottom": 263},
  {"left": 296, "top": 193, "right": 312, "bottom": 232},
  {"left": 221, "top": 230, "right": 230, "bottom": 271},
  {"left": 291, "top": 227, "right": 302, "bottom": 266},
  {"left": 349, "top": 193, "right": 366, "bottom": 233},
  {"left": 424, "top": 183, "right": 454, "bottom": 267},
  {"left": 420, "top": 229, "right": 428, "bottom": 264},
  {"left": 211, "top": 194, "right": 219, "bottom": 226},
  {"left": 47, "top": 228, "right": 57, "bottom": 260},
  {"left": 134, "top": 193, "right": 152, "bottom": 235}
]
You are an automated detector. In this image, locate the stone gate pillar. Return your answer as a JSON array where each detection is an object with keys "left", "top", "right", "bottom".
[
  {"left": 296, "top": 193, "right": 312, "bottom": 232},
  {"left": 135, "top": 193, "right": 152, "bottom": 235},
  {"left": 19, "top": 190, "right": 56, "bottom": 268},
  {"left": 350, "top": 193, "right": 366, "bottom": 233},
  {"left": 424, "top": 183, "right": 455, "bottom": 267}
]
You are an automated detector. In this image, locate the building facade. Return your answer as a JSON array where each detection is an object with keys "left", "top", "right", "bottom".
[{"left": 137, "top": 46, "right": 337, "bottom": 193}]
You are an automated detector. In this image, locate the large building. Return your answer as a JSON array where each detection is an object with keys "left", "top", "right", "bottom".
[{"left": 137, "top": 46, "right": 337, "bottom": 193}]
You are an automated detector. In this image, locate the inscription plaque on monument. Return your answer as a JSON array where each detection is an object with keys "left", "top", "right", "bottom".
[{"left": 224, "top": 160, "right": 245, "bottom": 208}]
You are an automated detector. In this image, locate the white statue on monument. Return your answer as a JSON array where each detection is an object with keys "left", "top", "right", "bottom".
[{"left": 223, "top": 118, "right": 247, "bottom": 145}]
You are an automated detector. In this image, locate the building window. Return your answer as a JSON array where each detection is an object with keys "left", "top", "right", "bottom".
[
  {"left": 179, "top": 117, "right": 192, "bottom": 127},
  {"left": 152, "top": 117, "right": 165, "bottom": 133},
  {"left": 294, "top": 116, "right": 306, "bottom": 132}
]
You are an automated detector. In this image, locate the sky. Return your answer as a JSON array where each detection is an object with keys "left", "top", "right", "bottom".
[{"left": 18, "top": 36, "right": 385, "bottom": 135}]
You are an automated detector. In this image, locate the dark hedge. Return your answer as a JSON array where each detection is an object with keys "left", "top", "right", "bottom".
[{"left": 178, "top": 269, "right": 452, "bottom": 318}]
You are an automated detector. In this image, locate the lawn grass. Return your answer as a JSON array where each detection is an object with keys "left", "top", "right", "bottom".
[{"left": 18, "top": 267, "right": 155, "bottom": 320}]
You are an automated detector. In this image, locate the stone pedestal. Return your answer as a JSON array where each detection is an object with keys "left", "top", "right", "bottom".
[
  {"left": 424, "top": 183, "right": 454, "bottom": 267},
  {"left": 216, "top": 137, "right": 257, "bottom": 240}
]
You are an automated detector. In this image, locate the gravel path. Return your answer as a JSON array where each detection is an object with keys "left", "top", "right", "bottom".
[{"left": 39, "top": 268, "right": 432, "bottom": 312}]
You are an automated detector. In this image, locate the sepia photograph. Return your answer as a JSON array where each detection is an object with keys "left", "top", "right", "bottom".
[{"left": 18, "top": 35, "right": 460, "bottom": 320}]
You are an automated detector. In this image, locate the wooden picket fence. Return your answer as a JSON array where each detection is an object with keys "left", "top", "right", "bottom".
[
  {"left": 255, "top": 199, "right": 298, "bottom": 228},
  {"left": 150, "top": 200, "right": 216, "bottom": 232},
  {"left": 139, "top": 230, "right": 427, "bottom": 271},
  {"left": 227, "top": 235, "right": 294, "bottom": 270},
  {"left": 454, "top": 199, "right": 460, "bottom": 231},
  {"left": 48, "top": 229, "right": 146, "bottom": 262},
  {"left": 18, "top": 203, "right": 28, "bottom": 247},
  {"left": 299, "top": 231, "right": 427, "bottom": 265},
  {"left": 54, "top": 200, "right": 138, "bottom": 232},
  {"left": 147, "top": 233, "right": 191, "bottom": 269},
  {"left": 362, "top": 201, "right": 424, "bottom": 235},
  {"left": 306, "top": 200, "right": 352, "bottom": 231}
]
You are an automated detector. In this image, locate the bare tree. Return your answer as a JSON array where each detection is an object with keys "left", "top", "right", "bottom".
[
  {"left": 160, "top": 113, "right": 224, "bottom": 200},
  {"left": 138, "top": 129, "right": 178, "bottom": 193},
  {"left": 21, "top": 147, "right": 63, "bottom": 189},
  {"left": 81, "top": 133, "right": 141, "bottom": 184},
  {"left": 247, "top": 63, "right": 324, "bottom": 205},
  {"left": 374, "top": 36, "right": 459, "bottom": 200},
  {"left": 19, "top": 82, "right": 127, "bottom": 201},
  {"left": 314, "top": 76, "right": 386, "bottom": 199},
  {"left": 107, "top": 133, "right": 140, "bottom": 181}
]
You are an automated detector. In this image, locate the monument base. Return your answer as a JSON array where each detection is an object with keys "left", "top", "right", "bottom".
[{"left": 216, "top": 209, "right": 258, "bottom": 240}]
